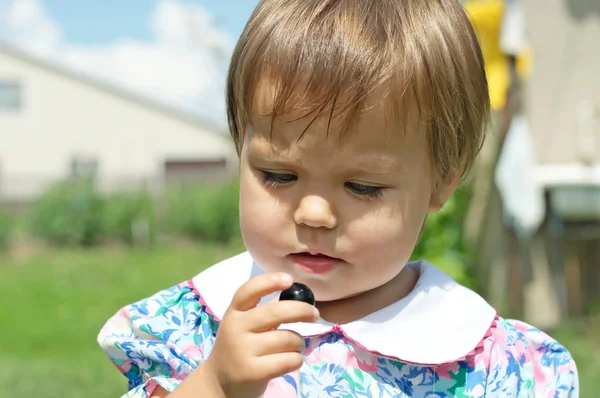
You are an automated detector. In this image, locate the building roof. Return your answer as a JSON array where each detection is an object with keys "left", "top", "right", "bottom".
[{"left": 0, "top": 41, "right": 230, "bottom": 139}]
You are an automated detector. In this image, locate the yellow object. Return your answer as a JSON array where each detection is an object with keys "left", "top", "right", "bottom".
[{"left": 463, "top": 0, "right": 532, "bottom": 110}]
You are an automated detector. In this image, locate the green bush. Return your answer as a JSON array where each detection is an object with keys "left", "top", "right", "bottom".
[
  {"left": 102, "top": 191, "right": 156, "bottom": 245},
  {"left": 168, "top": 179, "right": 240, "bottom": 243},
  {"left": 210, "top": 179, "right": 241, "bottom": 243},
  {"left": 411, "top": 187, "right": 475, "bottom": 287},
  {"left": 0, "top": 209, "right": 14, "bottom": 250},
  {"left": 28, "top": 179, "right": 103, "bottom": 246}
]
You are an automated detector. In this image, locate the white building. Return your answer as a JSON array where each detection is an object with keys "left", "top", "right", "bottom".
[
  {"left": 0, "top": 43, "right": 238, "bottom": 204},
  {"left": 474, "top": 0, "right": 600, "bottom": 329},
  {"left": 518, "top": 0, "right": 600, "bottom": 326}
]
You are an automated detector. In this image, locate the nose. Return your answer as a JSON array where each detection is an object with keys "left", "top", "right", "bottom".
[{"left": 293, "top": 195, "right": 337, "bottom": 229}]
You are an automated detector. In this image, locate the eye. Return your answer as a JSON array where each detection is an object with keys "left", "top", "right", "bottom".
[
  {"left": 345, "top": 182, "right": 383, "bottom": 199},
  {"left": 260, "top": 171, "right": 297, "bottom": 187}
]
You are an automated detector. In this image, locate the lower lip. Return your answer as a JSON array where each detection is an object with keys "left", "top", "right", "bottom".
[{"left": 289, "top": 253, "right": 341, "bottom": 274}]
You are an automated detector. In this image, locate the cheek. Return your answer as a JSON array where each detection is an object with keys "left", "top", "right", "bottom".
[
  {"left": 347, "top": 217, "right": 407, "bottom": 254},
  {"left": 239, "top": 167, "right": 287, "bottom": 247},
  {"left": 345, "top": 197, "right": 428, "bottom": 261}
]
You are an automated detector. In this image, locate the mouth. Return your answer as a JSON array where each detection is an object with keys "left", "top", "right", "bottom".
[{"left": 288, "top": 251, "right": 342, "bottom": 274}]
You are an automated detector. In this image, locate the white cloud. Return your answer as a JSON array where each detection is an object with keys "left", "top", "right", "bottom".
[
  {"left": 2, "top": 0, "right": 63, "bottom": 57},
  {"left": 1, "top": 0, "right": 234, "bottom": 127}
]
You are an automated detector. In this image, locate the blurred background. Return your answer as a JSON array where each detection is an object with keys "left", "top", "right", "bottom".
[{"left": 0, "top": 0, "right": 598, "bottom": 396}]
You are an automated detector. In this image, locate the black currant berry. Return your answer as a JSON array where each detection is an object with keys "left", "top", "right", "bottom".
[{"left": 279, "top": 282, "right": 315, "bottom": 306}]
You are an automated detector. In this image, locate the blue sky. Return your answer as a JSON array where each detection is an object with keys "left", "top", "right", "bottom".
[
  {"left": 0, "top": 0, "right": 261, "bottom": 126},
  {"left": 42, "top": 0, "right": 258, "bottom": 45}
]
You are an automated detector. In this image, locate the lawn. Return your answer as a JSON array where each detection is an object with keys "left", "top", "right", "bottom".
[
  {"left": 0, "top": 242, "right": 241, "bottom": 397},
  {"left": 0, "top": 244, "right": 597, "bottom": 397}
]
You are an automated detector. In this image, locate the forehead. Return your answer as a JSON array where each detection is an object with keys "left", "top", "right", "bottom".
[
  {"left": 249, "top": 80, "right": 425, "bottom": 148},
  {"left": 247, "top": 103, "right": 429, "bottom": 178},
  {"left": 249, "top": 80, "right": 424, "bottom": 151}
]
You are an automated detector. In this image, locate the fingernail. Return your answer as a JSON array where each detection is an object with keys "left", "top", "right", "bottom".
[{"left": 280, "top": 273, "right": 293, "bottom": 284}]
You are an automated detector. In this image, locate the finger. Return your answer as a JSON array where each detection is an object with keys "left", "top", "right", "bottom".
[
  {"left": 230, "top": 272, "right": 293, "bottom": 312},
  {"left": 255, "top": 353, "right": 305, "bottom": 380},
  {"left": 251, "top": 329, "right": 306, "bottom": 356},
  {"left": 247, "top": 300, "right": 319, "bottom": 332}
]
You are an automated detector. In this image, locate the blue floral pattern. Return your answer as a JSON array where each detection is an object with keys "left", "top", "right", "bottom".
[{"left": 98, "top": 280, "right": 578, "bottom": 397}]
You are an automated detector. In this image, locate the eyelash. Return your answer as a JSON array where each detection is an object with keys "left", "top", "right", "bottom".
[
  {"left": 259, "top": 171, "right": 384, "bottom": 199},
  {"left": 260, "top": 171, "right": 298, "bottom": 187},
  {"left": 345, "top": 182, "right": 383, "bottom": 199}
]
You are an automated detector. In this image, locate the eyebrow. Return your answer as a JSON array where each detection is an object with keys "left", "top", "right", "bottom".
[
  {"left": 249, "top": 150, "right": 404, "bottom": 176},
  {"left": 247, "top": 151, "right": 298, "bottom": 165},
  {"left": 346, "top": 158, "right": 405, "bottom": 175}
]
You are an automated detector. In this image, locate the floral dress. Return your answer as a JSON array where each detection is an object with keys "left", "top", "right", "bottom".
[{"left": 98, "top": 252, "right": 579, "bottom": 397}]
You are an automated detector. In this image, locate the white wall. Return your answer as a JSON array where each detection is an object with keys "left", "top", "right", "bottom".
[
  {"left": 0, "top": 50, "right": 237, "bottom": 201},
  {"left": 523, "top": 0, "right": 600, "bottom": 166}
]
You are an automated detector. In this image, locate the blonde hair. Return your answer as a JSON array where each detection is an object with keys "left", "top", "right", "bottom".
[{"left": 226, "top": 0, "right": 490, "bottom": 184}]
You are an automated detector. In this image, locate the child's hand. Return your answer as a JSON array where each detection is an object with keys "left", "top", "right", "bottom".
[{"left": 201, "top": 272, "right": 320, "bottom": 398}]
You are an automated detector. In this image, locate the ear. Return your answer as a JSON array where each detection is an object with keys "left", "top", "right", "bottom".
[{"left": 428, "top": 168, "right": 462, "bottom": 213}]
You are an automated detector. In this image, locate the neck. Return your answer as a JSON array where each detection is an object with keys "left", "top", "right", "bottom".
[{"left": 315, "top": 265, "right": 419, "bottom": 325}]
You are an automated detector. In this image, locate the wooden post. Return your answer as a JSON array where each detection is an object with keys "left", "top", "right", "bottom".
[
  {"left": 564, "top": 239, "right": 584, "bottom": 319},
  {"left": 506, "top": 226, "right": 525, "bottom": 319}
]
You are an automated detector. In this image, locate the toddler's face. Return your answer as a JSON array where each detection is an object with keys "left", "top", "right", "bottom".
[{"left": 239, "top": 101, "right": 454, "bottom": 302}]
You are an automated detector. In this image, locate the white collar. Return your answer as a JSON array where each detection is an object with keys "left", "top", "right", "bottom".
[{"left": 192, "top": 251, "right": 497, "bottom": 365}]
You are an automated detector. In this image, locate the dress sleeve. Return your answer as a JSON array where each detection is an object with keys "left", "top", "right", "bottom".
[
  {"left": 97, "top": 281, "right": 219, "bottom": 397},
  {"left": 485, "top": 318, "right": 579, "bottom": 397}
]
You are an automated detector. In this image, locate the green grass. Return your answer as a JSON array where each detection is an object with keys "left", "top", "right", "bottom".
[
  {"left": 0, "top": 244, "right": 598, "bottom": 397},
  {"left": 550, "top": 318, "right": 600, "bottom": 396},
  {"left": 0, "top": 243, "right": 242, "bottom": 398}
]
